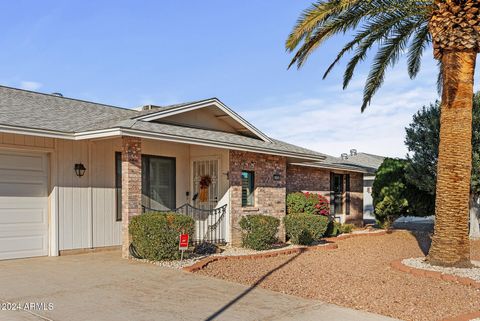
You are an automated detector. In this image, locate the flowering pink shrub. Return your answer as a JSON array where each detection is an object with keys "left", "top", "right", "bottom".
[{"left": 287, "top": 192, "right": 330, "bottom": 216}]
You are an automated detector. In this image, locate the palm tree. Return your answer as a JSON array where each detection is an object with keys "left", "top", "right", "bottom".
[{"left": 287, "top": 0, "right": 479, "bottom": 267}]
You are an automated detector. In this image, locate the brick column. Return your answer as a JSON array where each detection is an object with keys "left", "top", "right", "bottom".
[
  {"left": 229, "top": 151, "right": 287, "bottom": 247},
  {"left": 121, "top": 137, "right": 142, "bottom": 258}
]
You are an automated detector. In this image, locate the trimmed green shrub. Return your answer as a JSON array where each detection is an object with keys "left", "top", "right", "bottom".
[
  {"left": 129, "top": 212, "right": 195, "bottom": 261},
  {"left": 339, "top": 223, "right": 354, "bottom": 234},
  {"left": 239, "top": 215, "right": 280, "bottom": 250},
  {"left": 284, "top": 213, "right": 329, "bottom": 245},
  {"left": 287, "top": 192, "right": 330, "bottom": 216}
]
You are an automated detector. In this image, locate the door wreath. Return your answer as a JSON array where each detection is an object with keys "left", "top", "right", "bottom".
[{"left": 199, "top": 175, "right": 212, "bottom": 202}]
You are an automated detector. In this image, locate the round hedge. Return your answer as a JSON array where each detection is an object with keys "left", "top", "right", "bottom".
[
  {"left": 239, "top": 214, "right": 280, "bottom": 250},
  {"left": 129, "top": 212, "right": 194, "bottom": 261},
  {"left": 284, "top": 213, "right": 329, "bottom": 245}
]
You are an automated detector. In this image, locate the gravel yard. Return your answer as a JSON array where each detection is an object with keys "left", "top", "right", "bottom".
[{"left": 197, "top": 231, "right": 480, "bottom": 321}]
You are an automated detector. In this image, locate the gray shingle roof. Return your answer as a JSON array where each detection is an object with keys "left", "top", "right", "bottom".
[
  {"left": 0, "top": 85, "right": 326, "bottom": 160},
  {"left": 319, "top": 153, "right": 385, "bottom": 174},
  {"left": 0, "top": 85, "right": 137, "bottom": 132}
]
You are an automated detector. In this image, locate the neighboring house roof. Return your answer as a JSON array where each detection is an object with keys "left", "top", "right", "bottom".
[
  {"left": 0, "top": 85, "right": 327, "bottom": 161},
  {"left": 344, "top": 153, "right": 386, "bottom": 172},
  {"left": 290, "top": 153, "right": 386, "bottom": 174}
]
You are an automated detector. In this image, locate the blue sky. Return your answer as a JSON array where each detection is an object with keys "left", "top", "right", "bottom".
[{"left": 1, "top": 1, "right": 478, "bottom": 157}]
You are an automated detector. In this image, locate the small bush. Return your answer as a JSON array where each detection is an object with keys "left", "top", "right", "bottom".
[
  {"left": 339, "top": 223, "right": 354, "bottom": 234},
  {"left": 194, "top": 242, "right": 220, "bottom": 255},
  {"left": 239, "top": 215, "right": 280, "bottom": 250},
  {"left": 324, "top": 221, "right": 341, "bottom": 237},
  {"left": 129, "top": 212, "right": 194, "bottom": 261},
  {"left": 287, "top": 192, "right": 330, "bottom": 216},
  {"left": 284, "top": 213, "right": 329, "bottom": 245}
]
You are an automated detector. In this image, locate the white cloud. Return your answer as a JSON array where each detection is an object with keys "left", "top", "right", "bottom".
[
  {"left": 241, "top": 59, "right": 464, "bottom": 159},
  {"left": 19, "top": 81, "right": 43, "bottom": 91}
]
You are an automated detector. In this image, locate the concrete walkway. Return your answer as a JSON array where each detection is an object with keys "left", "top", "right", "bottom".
[{"left": 0, "top": 251, "right": 398, "bottom": 321}]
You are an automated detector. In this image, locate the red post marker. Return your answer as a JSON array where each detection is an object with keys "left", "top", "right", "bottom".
[
  {"left": 179, "top": 234, "right": 189, "bottom": 250},
  {"left": 179, "top": 234, "right": 189, "bottom": 262}
]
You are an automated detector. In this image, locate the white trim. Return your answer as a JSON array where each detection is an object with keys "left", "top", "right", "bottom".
[
  {"left": 0, "top": 125, "right": 325, "bottom": 161},
  {"left": 135, "top": 99, "right": 273, "bottom": 143},
  {"left": 49, "top": 142, "right": 59, "bottom": 256}
]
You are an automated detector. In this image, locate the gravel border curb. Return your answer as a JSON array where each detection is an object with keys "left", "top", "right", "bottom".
[
  {"left": 183, "top": 243, "right": 338, "bottom": 272},
  {"left": 440, "top": 310, "right": 480, "bottom": 321},
  {"left": 390, "top": 259, "right": 480, "bottom": 289},
  {"left": 184, "top": 229, "right": 391, "bottom": 273}
]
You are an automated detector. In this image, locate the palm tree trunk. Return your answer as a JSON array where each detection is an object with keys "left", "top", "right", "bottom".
[{"left": 426, "top": 50, "right": 477, "bottom": 267}]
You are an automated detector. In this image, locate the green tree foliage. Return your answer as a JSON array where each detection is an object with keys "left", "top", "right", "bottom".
[
  {"left": 405, "top": 93, "right": 480, "bottom": 196},
  {"left": 372, "top": 158, "right": 434, "bottom": 226},
  {"left": 286, "top": 0, "right": 433, "bottom": 111}
]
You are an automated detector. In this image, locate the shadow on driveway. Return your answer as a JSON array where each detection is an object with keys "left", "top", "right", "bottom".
[{"left": 204, "top": 249, "right": 306, "bottom": 321}]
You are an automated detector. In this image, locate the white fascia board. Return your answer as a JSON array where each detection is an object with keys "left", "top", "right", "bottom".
[
  {"left": 0, "top": 125, "right": 324, "bottom": 161},
  {"left": 0, "top": 124, "right": 74, "bottom": 139},
  {"left": 135, "top": 99, "right": 273, "bottom": 143},
  {"left": 289, "top": 162, "right": 368, "bottom": 174}
]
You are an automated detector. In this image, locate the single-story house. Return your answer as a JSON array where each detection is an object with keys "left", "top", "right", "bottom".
[{"left": 0, "top": 85, "right": 372, "bottom": 260}]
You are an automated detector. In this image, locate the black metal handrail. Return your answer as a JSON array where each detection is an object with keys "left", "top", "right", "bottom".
[{"left": 142, "top": 203, "right": 227, "bottom": 244}]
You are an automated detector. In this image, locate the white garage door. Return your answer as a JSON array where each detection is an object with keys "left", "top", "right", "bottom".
[{"left": 0, "top": 151, "right": 48, "bottom": 260}]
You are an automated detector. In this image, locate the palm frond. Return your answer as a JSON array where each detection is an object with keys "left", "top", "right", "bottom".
[
  {"left": 361, "top": 19, "right": 423, "bottom": 111},
  {"left": 407, "top": 23, "right": 431, "bottom": 79},
  {"left": 286, "top": 0, "right": 433, "bottom": 111}
]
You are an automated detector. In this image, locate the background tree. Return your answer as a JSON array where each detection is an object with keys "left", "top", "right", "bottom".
[
  {"left": 405, "top": 93, "right": 480, "bottom": 239},
  {"left": 286, "top": 0, "right": 480, "bottom": 267},
  {"left": 372, "top": 158, "right": 435, "bottom": 227}
]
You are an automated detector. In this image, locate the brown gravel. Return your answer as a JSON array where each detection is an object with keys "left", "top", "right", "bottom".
[{"left": 197, "top": 231, "right": 480, "bottom": 321}]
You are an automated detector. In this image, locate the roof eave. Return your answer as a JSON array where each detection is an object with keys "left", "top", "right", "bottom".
[
  {"left": 0, "top": 124, "right": 325, "bottom": 162},
  {"left": 132, "top": 98, "right": 273, "bottom": 143}
]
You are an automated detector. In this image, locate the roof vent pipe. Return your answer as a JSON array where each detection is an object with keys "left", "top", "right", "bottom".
[
  {"left": 350, "top": 149, "right": 357, "bottom": 156},
  {"left": 51, "top": 92, "right": 63, "bottom": 97},
  {"left": 341, "top": 153, "right": 349, "bottom": 160}
]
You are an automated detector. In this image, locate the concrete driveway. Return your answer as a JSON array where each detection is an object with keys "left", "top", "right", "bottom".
[{"left": 0, "top": 251, "right": 397, "bottom": 321}]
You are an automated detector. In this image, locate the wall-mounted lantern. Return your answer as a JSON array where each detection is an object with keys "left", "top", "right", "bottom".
[
  {"left": 74, "top": 163, "right": 86, "bottom": 177},
  {"left": 273, "top": 173, "right": 281, "bottom": 181}
]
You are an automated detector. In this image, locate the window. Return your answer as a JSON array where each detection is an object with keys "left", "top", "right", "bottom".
[
  {"left": 115, "top": 152, "right": 122, "bottom": 221},
  {"left": 241, "top": 171, "right": 254, "bottom": 207},
  {"left": 142, "top": 155, "right": 176, "bottom": 211}
]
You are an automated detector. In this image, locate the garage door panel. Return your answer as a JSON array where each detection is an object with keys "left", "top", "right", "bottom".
[
  {"left": 0, "top": 208, "right": 46, "bottom": 225},
  {"left": 0, "top": 233, "right": 47, "bottom": 260},
  {"left": 0, "top": 151, "right": 48, "bottom": 260},
  {"left": 0, "top": 152, "right": 46, "bottom": 173},
  {"left": 0, "top": 182, "right": 47, "bottom": 197}
]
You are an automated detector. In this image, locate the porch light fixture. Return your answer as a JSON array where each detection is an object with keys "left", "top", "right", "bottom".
[
  {"left": 74, "top": 163, "right": 86, "bottom": 177},
  {"left": 273, "top": 173, "right": 281, "bottom": 181}
]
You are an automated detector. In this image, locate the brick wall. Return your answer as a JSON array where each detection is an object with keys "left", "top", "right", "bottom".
[
  {"left": 286, "top": 164, "right": 364, "bottom": 226},
  {"left": 121, "top": 136, "right": 142, "bottom": 258},
  {"left": 229, "top": 150, "right": 287, "bottom": 246}
]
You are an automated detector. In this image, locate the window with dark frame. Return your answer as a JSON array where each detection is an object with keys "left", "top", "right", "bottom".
[
  {"left": 115, "top": 152, "right": 122, "bottom": 221},
  {"left": 142, "top": 155, "right": 176, "bottom": 211},
  {"left": 241, "top": 171, "right": 254, "bottom": 207}
]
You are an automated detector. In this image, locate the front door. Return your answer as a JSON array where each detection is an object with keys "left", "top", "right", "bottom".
[
  {"left": 332, "top": 174, "right": 344, "bottom": 215},
  {"left": 192, "top": 158, "right": 219, "bottom": 210}
]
